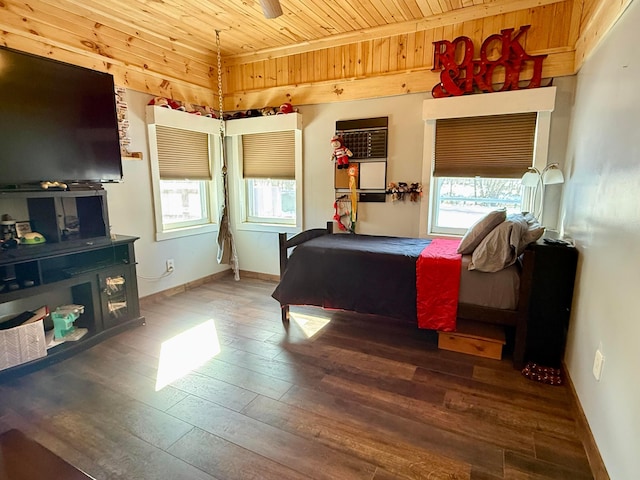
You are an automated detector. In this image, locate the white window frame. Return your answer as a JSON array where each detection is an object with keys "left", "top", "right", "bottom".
[
  {"left": 226, "top": 114, "right": 303, "bottom": 234},
  {"left": 419, "top": 87, "right": 557, "bottom": 237},
  {"left": 147, "top": 105, "right": 220, "bottom": 241}
]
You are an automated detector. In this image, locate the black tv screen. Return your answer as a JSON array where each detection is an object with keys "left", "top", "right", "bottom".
[{"left": 0, "top": 46, "right": 123, "bottom": 187}]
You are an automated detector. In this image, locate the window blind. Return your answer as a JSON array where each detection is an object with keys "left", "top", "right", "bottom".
[
  {"left": 434, "top": 112, "right": 537, "bottom": 178},
  {"left": 156, "top": 125, "right": 211, "bottom": 180},
  {"left": 242, "top": 131, "right": 295, "bottom": 179}
]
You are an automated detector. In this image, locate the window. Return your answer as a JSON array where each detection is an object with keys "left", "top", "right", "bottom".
[
  {"left": 147, "top": 106, "right": 219, "bottom": 240},
  {"left": 227, "top": 114, "right": 303, "bottom": 234},
  {"left": 242, "top": 131, "right": 296, "bottom": 225},
  {"left": 159, "top": 179, "right": 209, "bottom": 228},
  {"left": 420, "top": 88, "right": 557, "bottom": 236},
  {"left": 433, "top": 177, "right": 523, "bottom": 232},
  {"left": 246, "top": 178, "right": 296, "bottom": 223},
  {"left": 431, "top": 112, "right": 537, "bottom": 234}
]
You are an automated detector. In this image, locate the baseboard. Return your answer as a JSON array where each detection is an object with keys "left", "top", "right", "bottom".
[
  {"left": 563, "top": 364, "right": 610, "bottom": 480},
  {"left": 239, "top": 270, "right": 280, "bottom": 282},
  {"left": 139, "top": 269, "right": 279, "bottom": 308},
  {"left": 139, "top": 270, "right": 233, "bottom": 308}
]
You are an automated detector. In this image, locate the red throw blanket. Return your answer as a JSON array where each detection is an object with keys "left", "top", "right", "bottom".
[{"left": 416, "top": 238, "right": 462, "bottom": 332}]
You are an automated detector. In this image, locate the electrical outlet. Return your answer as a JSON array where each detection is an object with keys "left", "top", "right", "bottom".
[
  {"left": 166, "top": 259, "right": 175, "bottom": 273},
  {"left": 593, "top": 348, "right": 604, "bottom": 381}
]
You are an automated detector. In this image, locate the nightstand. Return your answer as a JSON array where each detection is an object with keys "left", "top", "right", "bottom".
[{"left": 525, "top": 239, "right": 578, "bottom": 367}]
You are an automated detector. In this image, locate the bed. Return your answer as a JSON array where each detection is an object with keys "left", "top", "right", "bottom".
[{"left": 272, "top": 222, "right": 536, "bottom": 369}]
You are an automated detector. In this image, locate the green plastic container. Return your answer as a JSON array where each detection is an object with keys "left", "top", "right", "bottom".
[{"left": 51, "top": 304, "right": 84, "bottom": 339}]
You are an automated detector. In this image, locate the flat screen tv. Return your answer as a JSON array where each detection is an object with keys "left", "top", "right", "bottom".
[{"left": 0, "top": 46, "right": 123, "bottom": 188}]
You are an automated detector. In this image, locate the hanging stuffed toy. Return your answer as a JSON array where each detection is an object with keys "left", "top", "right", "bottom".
[{"left": 330, "top": 135, "right": 353, "bottom": 169}]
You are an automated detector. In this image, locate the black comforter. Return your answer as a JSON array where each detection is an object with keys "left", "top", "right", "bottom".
[{"left": 272, "top": 234, "right": 431, "bottom": 322}]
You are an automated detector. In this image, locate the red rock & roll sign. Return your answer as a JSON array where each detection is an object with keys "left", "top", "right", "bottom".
[{"left": 431, "top": 25, "right": 547, "bottom": 98}]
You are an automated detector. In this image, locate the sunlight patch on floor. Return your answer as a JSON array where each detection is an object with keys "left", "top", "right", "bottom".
[
  {"left": 155, "top": 319, "right": 221, "bottom": 391},
  {"left": 289, "top": 311, "right": 330, "bottom": 338}
]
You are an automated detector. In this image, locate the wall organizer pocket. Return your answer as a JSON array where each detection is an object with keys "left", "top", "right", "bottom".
[{"left": 334, "top": 117, "right": 388, "bottom": 203}]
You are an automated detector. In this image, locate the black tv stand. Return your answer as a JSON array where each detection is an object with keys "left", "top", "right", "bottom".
[{"left": 0, "top": 189, "right": 143, "bottom": 381}]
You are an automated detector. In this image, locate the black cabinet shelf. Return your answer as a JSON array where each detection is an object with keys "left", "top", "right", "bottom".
[
  {"left": 524, "top": 240, "right": 578, "bottom": 368},
  {"left": 0, "top": 276, "right": 89, "bottom": 303},
  {"left": 0, "top": 190, "right": 143, "bottom": 381}
]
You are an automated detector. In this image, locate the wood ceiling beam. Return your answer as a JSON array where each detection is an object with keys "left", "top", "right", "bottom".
[
  {"left": 225, "top": 49, "right": 575, "bottom": 110},
  {"left": 224, "top": 0, "right": 567, "bottom": 65}
]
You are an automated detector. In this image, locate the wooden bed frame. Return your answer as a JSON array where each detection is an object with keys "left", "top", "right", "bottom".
[{"left": 277, "top": 222, "right": 533, "bottom": 369}]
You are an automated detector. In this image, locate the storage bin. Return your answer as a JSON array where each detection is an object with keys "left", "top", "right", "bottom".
[{"left": 0, "top": 319, "right": 47, "bottom": 371}]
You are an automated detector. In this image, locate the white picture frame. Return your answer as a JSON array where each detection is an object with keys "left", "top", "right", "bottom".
[{"left": 15, "top": 221, "right": 32, "bottom": 238}]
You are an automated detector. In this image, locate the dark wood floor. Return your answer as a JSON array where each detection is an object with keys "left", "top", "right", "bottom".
[{"left": 0, "top": 275, "right": 593, "bottom": 480}]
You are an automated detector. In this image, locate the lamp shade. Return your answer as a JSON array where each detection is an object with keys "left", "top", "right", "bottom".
[
  {"left": 259, "top": 0, "right": 283, "bottom": 18},
  {"left": 543, "top": 165, "right": 564, "bottom": 185},
  {"left": 521, "top": 168, "right": 540, "bottom": 187}
]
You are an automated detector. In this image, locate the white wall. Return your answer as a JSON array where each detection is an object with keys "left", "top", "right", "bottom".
[
  {"left": 233, "top": 84, "right": 574, "bottom": 275},
  {"left": 110, "top": 83, "right": 575, "bottom": 286},
  {"left": 544, "top": 76, "right": 576, "bottom": 229},
  {"left": 561, "top": 2, "right": 640, "bottom": 478},
  {"left": 105, "top": 90, "right": 228, "bottom": 298},
  {"left": 108, "top": 92, "right": 439, "bottom": 285},
  {"left": 232, "top": 94, "right": 433, "bottom": 276},
  {"left": 300, "top": 95, "right": 430, "bottom": 237},
  {"left": 113, "top": 93, "right": 441, "bottom": 279}
]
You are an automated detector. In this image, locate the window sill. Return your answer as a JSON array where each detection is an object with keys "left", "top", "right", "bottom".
[
  {"left": 236, "top": 221, "right": 300, "bottom": 235},
  {"left": 428, "top": 228, "right": 466, "bottom": 237},
  {"left": 423, "top": 231, "right": 464, "bottom": 240},
  {"left": 155, "top": 223, "right": 218, "bottom": 241}
]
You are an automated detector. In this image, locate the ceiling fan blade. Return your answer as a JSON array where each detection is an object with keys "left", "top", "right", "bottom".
[{"left": 259, "top": 0, "right": 283, "bottom": 19}]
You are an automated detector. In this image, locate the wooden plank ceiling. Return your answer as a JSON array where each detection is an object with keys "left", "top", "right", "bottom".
[{"left": 0, "top": 0, "right": 628, "bottom": 109}]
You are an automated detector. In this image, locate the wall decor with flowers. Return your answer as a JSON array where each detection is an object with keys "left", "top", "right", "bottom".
[
  {"left": 386, "top": 182, "right": 423, "bottom": 202},
  {"left": 115, "top": 86, "right": 143, "bottom": 159}
]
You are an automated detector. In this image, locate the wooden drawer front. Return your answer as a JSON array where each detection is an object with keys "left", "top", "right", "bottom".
[{"left": 437, "top": 320, "right": 505, "bottom": 360}]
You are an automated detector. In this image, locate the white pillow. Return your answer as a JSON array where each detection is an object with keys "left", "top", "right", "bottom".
[
  {"left": 457, "top": 208, "right": 507, "bottom": 255},
  {"left": 518, "top": 213, "right": 545, "bottom": 250}
]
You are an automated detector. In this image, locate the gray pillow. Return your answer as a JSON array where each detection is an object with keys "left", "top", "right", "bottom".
[
  {"left": 457, "top": 208, "right": 507, "bottom": 254},
  {"left": 469, "top": 213, "right": 545, "bottom": 272}
]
